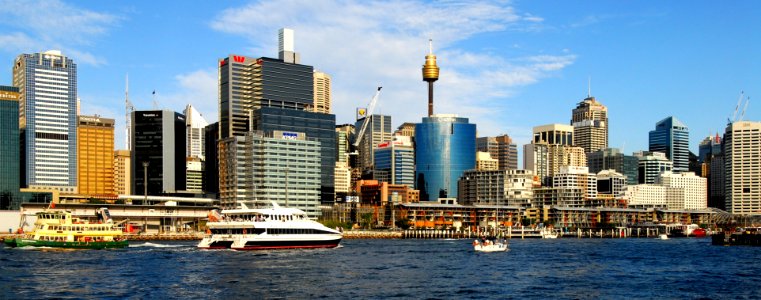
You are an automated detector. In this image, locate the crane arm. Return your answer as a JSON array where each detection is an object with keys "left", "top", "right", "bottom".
[{"left": 353, "top": 87, "right": 382, "bottom": 147}]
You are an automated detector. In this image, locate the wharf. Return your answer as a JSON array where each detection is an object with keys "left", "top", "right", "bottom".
[{"left": 712, "top": 231, "right": 761, "bottom": 246}]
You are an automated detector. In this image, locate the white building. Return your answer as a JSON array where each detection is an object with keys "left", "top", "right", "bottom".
[
  {"left": 657, "top": 171, "right": 707, "bottom": 210},
  {"left": 724, "top": 121, "right": 761, "bottom": 215},
  {"left": 183, "top": 104, "right": 208, "bottom": 160},
  {"left": 553, "top": 166, "right": 597, "bottom": 201},
  {"left": 334, "top": 161, "right": 351, "bottom": 195},
  {"left": 625, "top": 185, "right": 668, "bottom": 208},
  {"left": 597, "top": 169, "right": 627, "bottom": 198}
]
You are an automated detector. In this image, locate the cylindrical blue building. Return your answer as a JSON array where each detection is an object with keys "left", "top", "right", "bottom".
[{"left": 415, "top": 114, "right": 476, "bottom": 201}]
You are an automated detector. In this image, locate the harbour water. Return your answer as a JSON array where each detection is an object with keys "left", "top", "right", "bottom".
[{"left": 2, "top": 238, "right": 760, "bottom": 299}]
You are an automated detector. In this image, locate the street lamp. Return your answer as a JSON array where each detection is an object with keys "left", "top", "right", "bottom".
[{"left": 142, "top": 161, "right": 149, "bottom": 204}]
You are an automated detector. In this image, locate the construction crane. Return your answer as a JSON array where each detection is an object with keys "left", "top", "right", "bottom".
[
  {"left": 739, "top": 97, "right": 750, "bottom": 121},
  {"left": 353, "top": 87, "right": 382, "bottom": 148},
  {"left": 125, "top": 74, "right": 135, "bottom": 150}
]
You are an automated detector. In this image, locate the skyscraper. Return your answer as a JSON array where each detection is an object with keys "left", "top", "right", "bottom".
[
  {"left": 313, "top": 71, "right": 331, "bottom": 114},
  {"left": 723, "top": 121, "right": 761, "bottom": 215},
  {"left": 649, "top": 116, "right": 689, "bottom": 172},
  {"left": 203, "top": 122, "right": 219, "bottom": 195},
  {"left": 524, "top": 124, "right": 586, "bottom": 184},
  {"left": 571, "top": 96, "right": 608, "bottom": 154},
  {"left": 0, "top": 86, "right": 21, "bottom": 209},
  {"left": 218, "top": 29, "right": 336, "bottom": 203},
  {"left": 14, "top": 50, "right": 78, "bottom": 192},
  {"left": 184, "top": 104, "right": 208, "bottom": 160},
  {"left": 355, "top": 114, "right": 392, "bottom": 171},
  {"left": 587, "top": 148, "right": 639, "bottom": 185},
  {"left": 114, "top": 150, "right": 131, "bottom": 195},
  {"left": 634, "top": 151, "right": 673, "bottom": 184},
  {"left": 218, "top": 130, "right": 321, "bottom": 217},
  {"left": 415, "top": 114, "right": 476, "bottom": 201},
  {"left": 77, "top": 115, "right": 115, "bottom": 196},
  {"left": 476, "top": 134, "right": 518, "bottom": 170},
  {"left": 131, "top": 110, "right": 186, "bottom": 196},
  {"left": 373, "top": 136, "right": 415, "bottom": 187}
]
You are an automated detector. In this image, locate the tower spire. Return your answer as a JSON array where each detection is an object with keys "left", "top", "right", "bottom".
[
  {"left": 587, "top": 76, "right": 591, "bottom": 98},
  {"left": 422, "top": 38, "right": 440, "bottom": 117}
]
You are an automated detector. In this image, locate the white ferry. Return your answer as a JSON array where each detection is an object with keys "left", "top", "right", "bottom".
[{"left": 198, "top": 201, "right": 342, "bottom": 250}]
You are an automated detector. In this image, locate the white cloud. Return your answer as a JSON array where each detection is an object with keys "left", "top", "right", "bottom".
[
  {"left": 157, "top": 69, "right": 218, "bottom": 123},
  {"left": 209, "top": 0, "right": 575, "bottom": 137},
  {"left": 0, "top": 0, "right": 120, "bottom": 65}
]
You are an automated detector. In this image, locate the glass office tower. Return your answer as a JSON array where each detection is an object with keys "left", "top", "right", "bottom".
[
  {"left": 649, "top": 116, "right": 689, "bottom": 172},
  {"left": 415, "top": 114, "right": 476, "bottom": 201}
]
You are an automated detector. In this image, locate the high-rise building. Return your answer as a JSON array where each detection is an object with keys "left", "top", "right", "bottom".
[
  {"left": 524, "top": 124, "right": 586, "bottom": 184},
  {"left": 415, "top": 114, "right": 476, "bottom": 201},
  {"left": 698, "top": 134, "right": 722, "bottom": 164},
  {"left": 335, "top": 125, "right": 352, "bottom": 164},
  {"left": 571, "top": 96, "right": 608, "bottom": 154},
  {"left": 476, "top": 134, "right": 518, "bottom": 170},
  {"left": 373, "top": 136, "right": 414, "bottom": 187},
  {"left": 77, "top": 115, "right": 115, "bottom": 196},
  {"left": 587, "top": 148, "right": 639, "bottom": 185},
  {"left": 218, "top": 130, "right": 321, "bottom": 218},
  {"left": 14, "top": 50, "right": 78, "bottom": 192},
  {"left": 634, "top": 151, "right": 673, "bottom": 184},
  {"left": 313, "top": 71, "right": 331, "bottom": 114},
  {"left": 203, "top": 122, "right": 219, "bottom": 195},
  {"left": 355, "top": 114, "right": 392, "bottom": 171},
  {"left": 552, "top": 166, "right": 597, "bottom": 207},
  {"left": 458, "top": 169, "right": 534, "bottom": 207},
  {"left": 657, "top": 171, "right": 707, "bottom": 210},
  {"left": 131, "top": 110, "right": 186, "bottom": 195},
  {"left": 649, "top": 116, "right": 689, "bottom": 172},
  {"left": 254, "top": 107, "right": 336, "bottom": 203},
  {"left": 219, "top": 29, "right": 336, "bottom": 203},
  {"left": 723, "top": 121, "right": 761, "bottom": 215},
  {"left": 114, "top": 150, "right": 131, "bottom": 195},
  {"left": 186, "top": 157, "right": 203, "bottom": 193},
  {"left": 0, "top": 86, "right": 21, "bottom": 209},
  {"left": 395, "top": 122, "right": 416, "bottom": 137},
  {"left": 184, "top": 104, "right": 208, "bottom": 160},
  {"left": 334, "top": 161, "right": 351, "bottom": 199},
  {"left": 475, "top": 151, "right": 499, "bottom": 171}
]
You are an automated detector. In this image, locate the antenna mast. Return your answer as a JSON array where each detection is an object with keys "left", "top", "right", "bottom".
[{"left": 125, "top": 74, "right": 135, "bottom": 150}]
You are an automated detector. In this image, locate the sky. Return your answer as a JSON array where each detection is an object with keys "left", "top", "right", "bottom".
[{"left": 0, "top": 0, "right": 759, "bottom": 161}]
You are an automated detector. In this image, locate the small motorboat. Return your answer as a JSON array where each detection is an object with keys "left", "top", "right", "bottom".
[
  {"left": 473, "top": 239, "right": 508, "bottom": 252},
  {"left": 658, "top": 233, "right": 669, "bottom": 240}
]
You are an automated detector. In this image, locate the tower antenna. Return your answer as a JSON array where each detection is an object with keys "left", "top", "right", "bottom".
[
  {"left": 125, "top": 74, "right": 135, "bottom": 150},
  {"left": 587, "top": 76, "right": 591, "bottom": 98}
]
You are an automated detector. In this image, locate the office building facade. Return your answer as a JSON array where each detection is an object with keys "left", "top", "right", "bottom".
[
  {"left": 415, "top": 114, "right": 476, "bottom": 201},
  {"left": 724, "top": 121, "right": 761, "bottom": 215},
  {"left": 131, "top": 110, "right": 186, "bottom": 195},
  {"left": 458, "top": 169, "right": 534, "bottom": 207},
  {"left": 587, "top": 148, "right": 639, "bottom": 185},
  {"left": 313, "top": 71, "right": 331, "bottom": 114},
  {"left": 635, "top": 151, "right": 673, "bottom": 184},
  {"left": 657, "top": 171, "right": 707, "bottom": 210},
  {"left": 218, "top": 130, "right": 321, "bottom": 218},
  {"left": 203, "top": 122, "right": 219, "bottom": 194},
  {"left": 0, "top": 86, "right": 21, "bottom": 209},
  {"left": 14, "top": 50, "right": 78, "bottom": 192},
  {"left": 355, "top": 114, "right": 392, "bottom": 171},
  {"left": 571, "top": 96, "right": 608, "bottom": 154},
  {"left": 649, "top": 116, "right": 689, "bottom": 172},
  {"left": 77, "top": 115, "right": 115, "bottom": 196},
  {"left": 476, "top": 134, "right": 518, "bottom": 170},
  {"left": 114, "top": 150, "right": 131, "bottom": 195},
  {"left": 184, "top": 104, "right": 208, "bottom": 160},
  {"left": 524, "top": 124, "right": 586, "bottom": 184},
  {"left": 373, "top": 136, "right": 414, "bottom": 187}
]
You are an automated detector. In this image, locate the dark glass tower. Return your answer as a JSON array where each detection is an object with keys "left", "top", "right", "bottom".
[
  {"left": 587, "top": 148, "right": 639, "bottom": 185},
  {"left": 0, "top": 86, "right": 21, "bottom": 209},
  {"left": 203, "top": 122, "right": 219, "bottom": 194},
  {"left": 415, "top": 115, "right": 476, "bottom": 201},
  {"left": 649, "top": 116, "right": 689, "bottom": 172},
  {"left": 131, "top": 110, "right": 186, "bottom": 196}
]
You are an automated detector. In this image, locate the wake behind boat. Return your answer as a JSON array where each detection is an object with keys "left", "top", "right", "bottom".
[{"left": 198, "top": 201, "right": 342, "bottom": 250}]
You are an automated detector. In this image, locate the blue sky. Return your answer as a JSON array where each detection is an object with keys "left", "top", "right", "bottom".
[{"left": 0, "top": 0, "right": 759, "bottom": 159}]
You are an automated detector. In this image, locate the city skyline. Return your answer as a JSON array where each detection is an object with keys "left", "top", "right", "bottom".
[{"left": 0, "top": 1, "right": 759, "bottom": 156}]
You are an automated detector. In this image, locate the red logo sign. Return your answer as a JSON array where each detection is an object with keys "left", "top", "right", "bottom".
[
  {"left": 219, "top": 59, "right": 227, "bottom": 67},
  {"left": 233, "top": 55, "right": 245, "bottom": 63},
  {"left": 256, "top": 58, "right": 263, "bottom": 65}
]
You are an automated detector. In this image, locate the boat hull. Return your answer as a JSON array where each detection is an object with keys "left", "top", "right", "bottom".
[
  {"left": 7, "top": 238, "right": 128, "bottom": 249},
  {"left": 199, "top": 236, "right": 342, "bottom": 250}
]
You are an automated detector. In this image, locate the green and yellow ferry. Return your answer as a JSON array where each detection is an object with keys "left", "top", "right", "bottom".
[{"left": 4, "top": 208, "right": 128, "bottom": 249}]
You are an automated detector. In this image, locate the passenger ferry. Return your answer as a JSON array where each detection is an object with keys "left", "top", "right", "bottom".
[
  {"left": 4, "top": 208, "right": 128, "bottom": 249},
  {"left": 198, "top": 201, "right": 342, "bottom": 250}
]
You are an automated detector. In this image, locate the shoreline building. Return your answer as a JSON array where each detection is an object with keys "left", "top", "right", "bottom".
[
  {"left": 14, "top": 50, "right": 78, "bottom": 193},
  {"left": 0, "top": 86, "right": 21, "bottom": 209},
  {"left": 477, "top": 134, "right": 518, "bottom": 170},
  {"left": 571, "top": 95, "right": 608, "bottom": 154},
  {"left": 649, "top": 116, "right": 689, "bottom": 172},
  {"left": 656, "top": 171, "right": 707, "bottom": 210},
  {"left": 723, "top": 121, "right": 761, "bottom": 215},
  {"left": 218, "top": 130, "right": 321, "bottom": 218},
  {"left": 131, "top": 110, "right": 186, "bottom": 195},
  {"left": 458, "top": 169, "right": 534, "bottom": 207},
  {"left": 415, "top": 114, "right": 476, "bottom": 201},
  {"left": 77, "top": 115, "right": 115, "bottom": 196}
]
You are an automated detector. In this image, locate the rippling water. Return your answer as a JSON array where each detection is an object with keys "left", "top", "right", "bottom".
[{"left": 2, "top": 238, "right": 760, "bottom": 299}]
